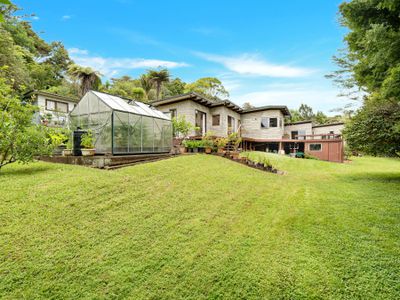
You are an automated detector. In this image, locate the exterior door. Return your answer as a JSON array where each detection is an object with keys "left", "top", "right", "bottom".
[
  {"left": 227, "top": 116, "right": 235, "bottom": 135},
  {"left": 195, "top": 110, "right": 206, "bottom": 136}
]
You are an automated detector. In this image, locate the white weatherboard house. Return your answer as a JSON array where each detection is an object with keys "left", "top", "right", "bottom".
[
  {"left": 151, "top": 92, "right": 345, "bottom": 162},
  {"left": 25, "top": 90, "right": 79, "bottom": 127}
]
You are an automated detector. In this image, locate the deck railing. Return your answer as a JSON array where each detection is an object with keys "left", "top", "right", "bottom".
[{"left": 295, "top": 133, "right": 342, "bottom": 140}]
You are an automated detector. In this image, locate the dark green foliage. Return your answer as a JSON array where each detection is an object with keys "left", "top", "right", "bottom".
[
  {"left": 343, "top": 98, "right": 400, "bottom": 156},
  {"left": 330, "top": 0, "right": 400, "bottom": 156},
  {"left": 287, "top": 104, "right": 332, "bottom": 124}
]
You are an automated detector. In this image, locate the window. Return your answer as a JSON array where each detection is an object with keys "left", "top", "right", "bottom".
[
  {"left": 212, "top": 114, "right": 220, "bottom": 126},
  {"left": 261, "top": 117, "right": 269, "bottom": 128},
  {"left": 291, "top": 131, "right": 298, "bottom": 139},
  {"left": 269, "top": 117, "right": 278, "bottom": 127},
  {"left": 46, "top": 99, "right": 69, "bottom": 113},
  {"left": 298, "top": 130, "right": 306, "bottom": 140},
  {"left": 309, "top": 143, "right": 322, "bottom": 151}
]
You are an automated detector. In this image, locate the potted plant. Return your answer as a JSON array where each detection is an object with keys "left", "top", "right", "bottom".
[
  {"left": 214, "top": 137, "right": 227, "bottom": 154},
  {"left": 62, "top": 138, "right": 73, "bottom": 156},
  {"left": 202, "top": 131, "right": 215, "bottom": 154},
  {"left": 172, "top": 116, "right": 199, "bottom": 154},
  {"left": 80, "top": 130, "right": 96, "bottom": 156},
  {"left": 228, "top": 132, "right": 242, "bottom": 160}
]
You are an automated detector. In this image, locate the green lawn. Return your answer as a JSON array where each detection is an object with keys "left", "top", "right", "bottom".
[{"left": 1, "top": 154, "right": 399, "bottom": 299}]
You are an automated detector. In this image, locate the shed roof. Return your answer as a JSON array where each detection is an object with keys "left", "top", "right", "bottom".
[{"left": 91, "top": 91, "right": 170, "bottom": 120}]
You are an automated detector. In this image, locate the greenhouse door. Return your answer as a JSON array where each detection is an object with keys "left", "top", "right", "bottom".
[{"left": 195, "top": 110, "right": 206, "bottom": 136}]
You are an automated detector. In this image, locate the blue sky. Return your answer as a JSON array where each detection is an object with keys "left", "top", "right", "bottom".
[{"left": 17, "top": 0, "right": 349, "bottom": 113}]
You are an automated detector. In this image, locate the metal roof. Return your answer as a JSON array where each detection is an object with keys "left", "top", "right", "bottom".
[{"left": 91, "top": 91, "right": 170, "bottom": 120}]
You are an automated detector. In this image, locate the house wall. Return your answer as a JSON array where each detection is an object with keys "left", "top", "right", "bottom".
[
  {"left": 209, "top": 106, "right": 241, "bottom": 137},
  {"left": 312, "top": 124, "right": 344, "bottom": 135},
  {"left": 284, "top": 123, "right": 313, "bottom": 139},
  {"left": 156, "top": 101, "right": 240, "bottom": 137},
  {"left": 156, "top": 100, "right": 211, "bottom": 136},
  {"left": 240, "top": 110, "right": 285, "bottom": 139},
  {"left": 34, "top": 94, "right": 76, "bottom": 127}
]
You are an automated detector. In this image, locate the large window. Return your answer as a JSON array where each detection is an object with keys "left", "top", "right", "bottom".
[
  {"left": 269, "top": 118, "right": 278, "bottom": 127},
  {"left": 212, "top": 114, "right": 220, "bottom": 126},
  {"left": 46, "top": 99, "right": 69, "bottom": 113},
  {"left": 261, "top": 117, "right": 278, "bottom": 128},
  {"left": 309, "top": 143, "right": 322, "bottom": 151}
]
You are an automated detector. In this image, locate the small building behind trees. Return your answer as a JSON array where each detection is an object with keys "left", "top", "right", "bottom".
[{"left": 69, "top": 91, "right": 172, "bottom": 155}]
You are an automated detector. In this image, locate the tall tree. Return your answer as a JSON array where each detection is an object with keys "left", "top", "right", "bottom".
[
  {"left": 298, "top": 104, "right": 314, "bottom": 120},
  {"left": 242, "top": 102, "right": 255, "bottom": 110},
  {"left": 185, "top": 77, "right": 229, "bottom": 101},
  {"left": 329, "top": 0, "right": 400, "bottom": 156},
  {"left": 139, "top": 74, "right": 153, "bottom": 100},
  {"left": 163, "top": 78, "right": 186, "bottom": 97},
  {"left": 147, "top": 68, "right": 170, "bottom": 100},
  {"left": 68, "top": 64, "right": 101, "bottom": 97}
]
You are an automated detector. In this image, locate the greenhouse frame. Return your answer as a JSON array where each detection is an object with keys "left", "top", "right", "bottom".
[{"left": 69, "top": 91, "right": 172, "bottom": 155}]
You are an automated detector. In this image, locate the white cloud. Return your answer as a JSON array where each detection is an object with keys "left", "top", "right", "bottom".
[
  {"left": 62, "top": 15, "right": 72, "bottom": 20},
  {"left": 68, "top": 48, "right": 88, "bottom": 55},
  {"left": 32, "top": 15, "right": 40, "bottom": 21},
  {"left": 68, "top": 48, "right": 189, "bottom": 78},
  {"left": 195, "top": 52, "right": 315, "bottom": 78}
]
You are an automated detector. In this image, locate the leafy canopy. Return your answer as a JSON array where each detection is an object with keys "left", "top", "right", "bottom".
[{"left": 329, "top": 0, "right": 400, "bottom": 156}]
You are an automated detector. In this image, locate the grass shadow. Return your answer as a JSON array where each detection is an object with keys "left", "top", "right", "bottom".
[
  {"left": 0, "top": 164, "right": 54, "bottom": 177},
  {"left": 338, "top": 171, "right": 400, "bottom": 184}
]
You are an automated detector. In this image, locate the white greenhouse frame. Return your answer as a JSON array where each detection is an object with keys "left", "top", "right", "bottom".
[{"left": 69, "top": 91, "right": 172, "bottom": 155}]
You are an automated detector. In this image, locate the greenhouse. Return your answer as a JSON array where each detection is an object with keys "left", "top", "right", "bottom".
[{"left": 69, "top": 91, "right": 172, "bottom": 154}]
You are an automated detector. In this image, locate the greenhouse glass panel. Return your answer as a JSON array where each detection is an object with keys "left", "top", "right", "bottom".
[
  {"left": 93, "top": 112, "right": 112, "bottom": 153},
  {"left": 113, "top": 111, "right": 130, "bottom": 154},
  {"left": 141, "top": 116, "right": 154, "bottom": 152},
  {"left": 129, "top": 114, "right": 142, "bottom": 153},
  {"left": 153, "top": 119, "right": 163, "bottom": 152},
  {"left": 68, "top": 91, "right": 171, "bottom": 155}
]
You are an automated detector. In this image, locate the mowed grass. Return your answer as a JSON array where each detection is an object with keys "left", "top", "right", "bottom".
[{"left": 1, "top": 154, "right": 399, "bottom": 299}]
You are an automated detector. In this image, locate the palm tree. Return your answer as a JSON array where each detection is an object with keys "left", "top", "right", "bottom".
[
  {"left": 68, "top": 64, "right": 102, "bottom": 97},
  {"left": 139, "top": 74, "right": 153, "bottom": 100},
  {"left": 147, "top": 68, "right": 170, "bottom": 100}
]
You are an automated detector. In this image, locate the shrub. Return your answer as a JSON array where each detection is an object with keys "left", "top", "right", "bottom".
[{"left": 81, "top": 130, "right": 95, "bottom": 149}]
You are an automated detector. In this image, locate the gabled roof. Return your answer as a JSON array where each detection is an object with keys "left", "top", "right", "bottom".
[
  {"left": 90, "top": 91, "right": 170, "bottom": 120},
  {"left": 151, "top": 92, "right": 243, "bottom": 113},
  {"left": 241, "top": 105, "right": 291, "bottom": 116},
  {"left": 24, "top": 90, "right": 79, "bottom": 103}
]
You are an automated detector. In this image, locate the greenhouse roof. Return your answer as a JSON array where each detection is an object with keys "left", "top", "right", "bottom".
[{"left": 91, "top": 91, "right": 170, "bottom": 120}]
